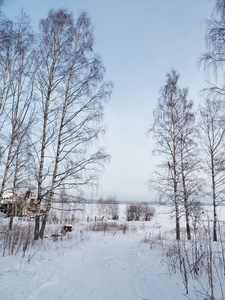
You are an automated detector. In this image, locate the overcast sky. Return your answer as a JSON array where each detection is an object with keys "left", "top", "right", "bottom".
[{"left": 3, "top": 0, "right": 214, "bottom": 202}]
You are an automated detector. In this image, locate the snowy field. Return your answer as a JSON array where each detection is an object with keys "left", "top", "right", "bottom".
[{"left": 0, "top": 204, "right": 225, "bottom": 300}]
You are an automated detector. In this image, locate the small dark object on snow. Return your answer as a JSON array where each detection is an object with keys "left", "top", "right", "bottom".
[{"left": 62, "top": 225, "right": 72, "bottom": 233}]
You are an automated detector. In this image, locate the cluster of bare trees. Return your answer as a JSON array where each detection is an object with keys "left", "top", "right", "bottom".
[
  {"left": 125, "top": 202, "right": 155, "bottom": 221},
  {"left": 96, "top": 197, "right": 119, "bottom": 220},
  {"left": 149, "top": 0, "right": 225, "bottom": 241},
  {"left": 0, "top": 9, "right": 35, "bottom": 221},
  {"left": 0, "top": 6, "right": 112, "bottom": 239}
]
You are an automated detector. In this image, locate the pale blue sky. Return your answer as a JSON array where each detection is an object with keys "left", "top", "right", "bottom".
[{"left": 3, "top": 0, "right": 214, "bottom": 202}]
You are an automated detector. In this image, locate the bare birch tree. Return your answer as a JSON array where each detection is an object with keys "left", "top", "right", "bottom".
[
  {"left": 199, "top": 0, "right": 225, "bottom": 242},
  {"left": 34, "top": 10, "right": 112, "bottom": 239},
  {"left": 199, "top": 98, "right": 225, "bottom": 241},
  {"left": 33, "top": 9, "right": 73, "bottom": 240},
  {"left": 149, "top": 70, "right": 193, "bottom": 241}
]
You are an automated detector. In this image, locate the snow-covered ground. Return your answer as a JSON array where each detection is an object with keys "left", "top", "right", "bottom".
[{"left": 0, "top": 205, "right": 225, "bottom": 300}]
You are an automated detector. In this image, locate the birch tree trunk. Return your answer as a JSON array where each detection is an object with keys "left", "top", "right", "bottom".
[
  {"left": 35, "top": 63, "right": 55, "bottom": 240},
  {"left": 8, "top": 137, "right": 20, "bottom": 231},
  {"left": 180, "top": 141, "right": 191, "bottom": 240},
  {"left": 211, "top": 150, "right": 217, "bottom": 241},
  {"left": 170, "top": 94, "right": 180, "bottom": 241}
]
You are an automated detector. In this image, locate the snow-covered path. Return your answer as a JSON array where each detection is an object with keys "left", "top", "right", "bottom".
[{"left": 1, "top": 229, "right": 185, "bottom": 300}]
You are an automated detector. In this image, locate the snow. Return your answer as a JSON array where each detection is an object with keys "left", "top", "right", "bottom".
[{"left": 0, "top": 205, "right": 225, "bottom": 300}]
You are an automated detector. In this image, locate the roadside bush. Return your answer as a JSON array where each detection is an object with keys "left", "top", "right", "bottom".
[
  {"left": 126, "top": 204, "right": 141, "bottom": 221},
  {"left": 162, "top": 219, "right": 225, "bottom": 299},
  {"left": 140, "top": 202, "right": 155, "bottom": 221},
  {"left": 1, "top": 224, "right": 34, "bottom": 257},
  {"left": 87, "top": 222, "right": 128, "bottom": 234}
]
